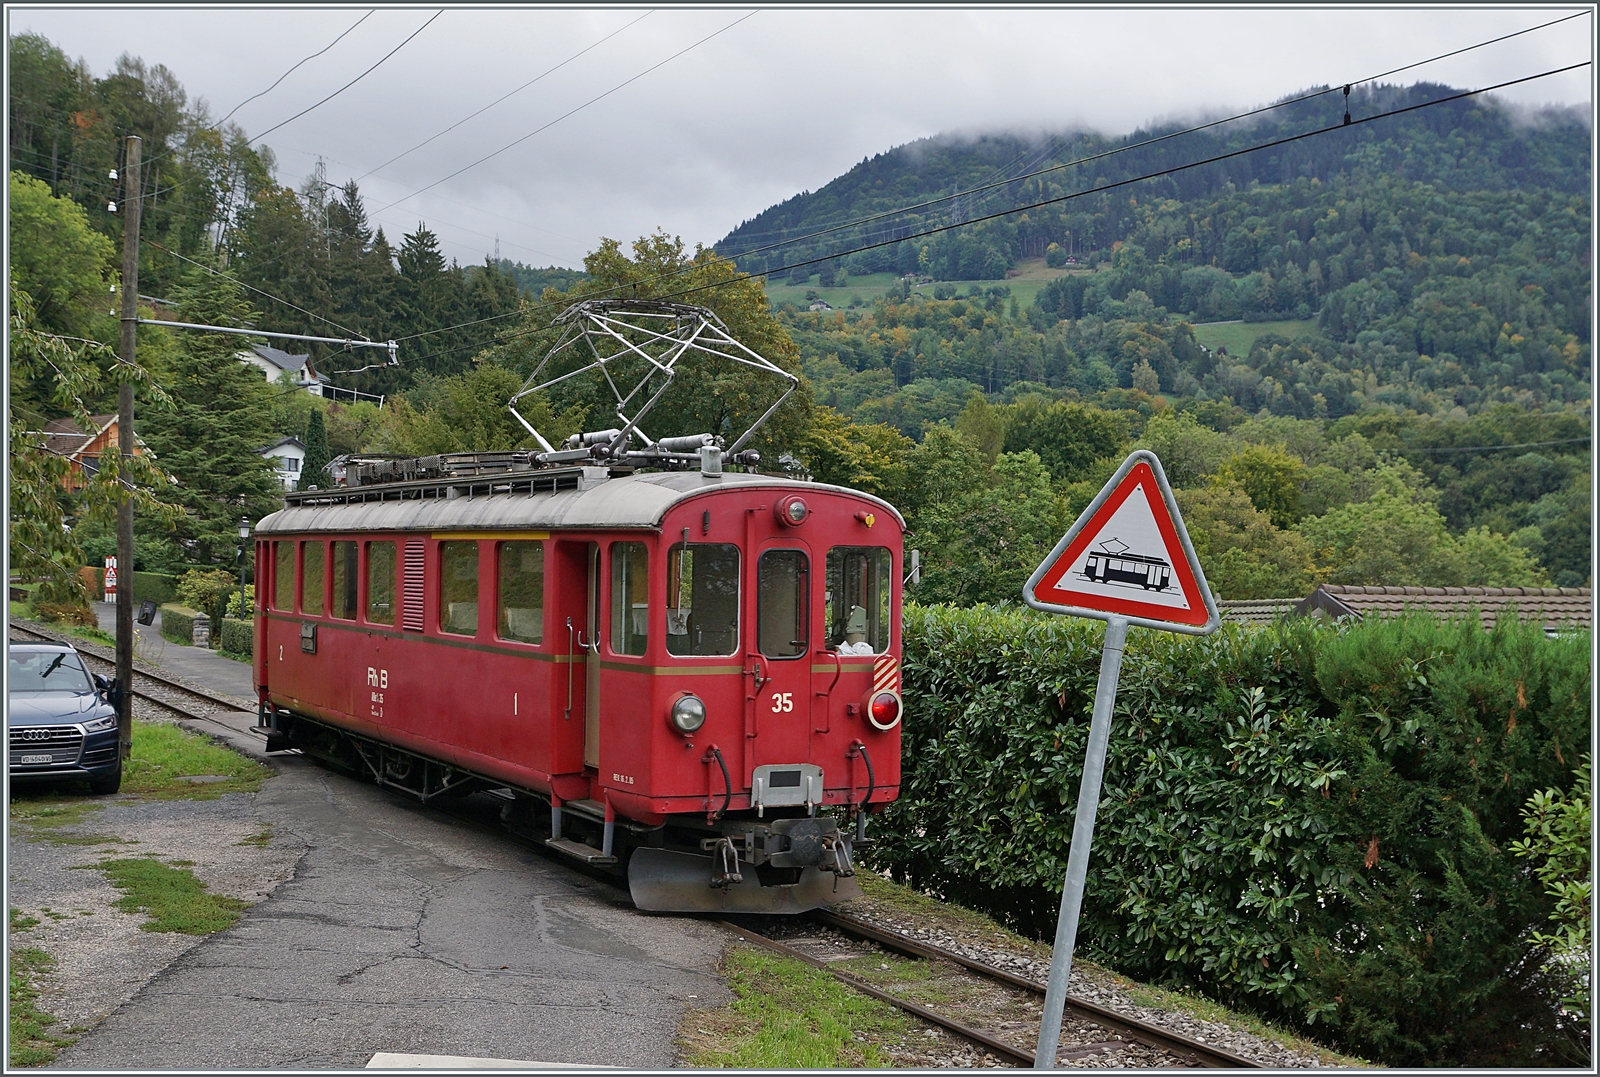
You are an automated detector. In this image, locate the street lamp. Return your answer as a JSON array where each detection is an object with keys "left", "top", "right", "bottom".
[{"left": 236, "top": 517, "right": 251, "bottom": 623}]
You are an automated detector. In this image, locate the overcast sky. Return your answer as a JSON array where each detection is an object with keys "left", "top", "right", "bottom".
[{"left": 10, "top": 6, "right": 1594, "bottom": 269}]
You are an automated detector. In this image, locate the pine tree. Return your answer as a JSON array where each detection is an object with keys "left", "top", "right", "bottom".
[
  {"left": 301, "top": 407, "right": 331, "bottom": 489},
  {"left": 139, "top": 266, "right": 283, "bottom": 566}
]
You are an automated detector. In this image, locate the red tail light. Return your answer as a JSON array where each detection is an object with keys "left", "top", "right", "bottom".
[{"left": 868, "top": 690, "right": 901, "bottom": 731}]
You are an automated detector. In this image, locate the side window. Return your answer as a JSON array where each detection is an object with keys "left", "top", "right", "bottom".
[
  {"left": 439, "top": 542, "right": 479, "bottom": 636},
  {"left": 273, "top": 541, "right": 295, "bottom": 610},
  {"left": 666, "top": 543, "right": 740, "bottom": 657},
  {"left": 300, "top": 541, "right": 325, "bottom": 616},
  {"left": 498, "top": 541, "right": 544, "bottom": 644},
  {"left": 330, "top": 541, "right": 358, "bottom": 620},
  {"left": 609, "top": 542, "right": 648, "bottom": 656},
  {"left": 758, "top": 549, "right": 808, "bottom": 659},
  {"left": 366, "top": 542, "right": 396, "bottom": 625},
  {"left": 826, "top": 547, "right": 893, "bottom": 655}
]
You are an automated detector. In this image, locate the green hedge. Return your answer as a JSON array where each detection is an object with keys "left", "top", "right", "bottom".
[
  {"left": 218, "top": 616, "right": 253, "bottom": 659},
  {"left": 879, "top": 604, "right": 1590, "bottom": 1066},
  {"left": 159, "top": 604, "right": 200, "bottom": 646},
  {"left": 131, "top": 571, "right": 178, "bottom": 605}
]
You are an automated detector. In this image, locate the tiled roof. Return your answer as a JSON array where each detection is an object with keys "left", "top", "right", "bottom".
[
  {"left": 1218, "top": 598, "right": 1299, "bottom": 625},
  {"left": 1298, "top": 585, "right": 1591, "bottom": 630},
  {"left": 40, "top": 414, "right": 114, "bottom": 458}
]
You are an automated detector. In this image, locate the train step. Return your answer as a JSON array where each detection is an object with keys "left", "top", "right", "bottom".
[
  {"left": 562, "top": 798, "right": 609, "bottom": 821},
  {"left": 545, "top": 837, "right": 618, "bottom": 865}
]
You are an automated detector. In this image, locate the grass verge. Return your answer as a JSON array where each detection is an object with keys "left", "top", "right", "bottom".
[
  {"left": 120, "top": 720, "right": 269, "bottom": 798},
  {"left": 8, "top": 914, "right": 73, "bottom": 1068},
  {"left": 76, "top": 858, "right": 248, "bottom": 934},
  {"left": 679, "top": 945, "right": 908, "bottom": 1067},
  {"left": 9, "top": 603, "right": 113, "bottom": 645}
]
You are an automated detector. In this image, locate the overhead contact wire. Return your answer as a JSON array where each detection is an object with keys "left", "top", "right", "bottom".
[
  {"left": 354, "top": 9, "right": 655, "bottom": 183},
  {"left": 370, "top": 10, "right": 758, "bottom": 214},
  {"left": 248, "top": 11, "right": 443, "bottom": 146}
]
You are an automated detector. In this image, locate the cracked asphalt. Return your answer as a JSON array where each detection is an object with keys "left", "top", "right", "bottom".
[{"left": 51, "top": 742, "right": 731, "bottom": 1068}]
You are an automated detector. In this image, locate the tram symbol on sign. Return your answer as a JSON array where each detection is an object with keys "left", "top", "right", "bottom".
[{"left": 1078, "top": 538, "right": 1173, "bottom": 593}]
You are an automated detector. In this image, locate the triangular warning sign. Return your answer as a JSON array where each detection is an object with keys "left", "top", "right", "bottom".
[{"left": 1024, "top": 451, "right": 1219, "bottom": 634}]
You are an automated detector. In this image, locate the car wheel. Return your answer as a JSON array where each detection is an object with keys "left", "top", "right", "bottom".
[{"left": 88, "top": 764, "right": 122, "bottom": 796}]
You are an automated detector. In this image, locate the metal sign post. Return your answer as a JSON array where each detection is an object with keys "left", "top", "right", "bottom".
[{"left": 1021, "top": 450, "right": 1219, "bottom": 1069}]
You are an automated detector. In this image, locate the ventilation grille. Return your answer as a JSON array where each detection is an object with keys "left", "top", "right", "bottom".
[{"left": 403, "top": 541, "right": 425, "bottom": 632}]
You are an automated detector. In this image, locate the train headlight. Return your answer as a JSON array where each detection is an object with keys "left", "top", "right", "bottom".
[
  {"left": 867, "top": 690, "right": 901, "bottom": 731},
  {"left": 669, "top": 694, "right": 707, "bottom": 734},
  {"left": 775, "top": 496, "right": 808, "bottom": 526}
]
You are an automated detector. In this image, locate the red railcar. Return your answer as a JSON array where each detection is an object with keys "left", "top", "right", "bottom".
[{"left": 253, "top": 461, "right": 903, "bottom": 913}]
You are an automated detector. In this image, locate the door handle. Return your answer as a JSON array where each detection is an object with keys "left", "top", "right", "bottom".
[
  {"left": 816, "top": 649, "right": 842, "bottom": 697},
  {"left": 564, "top": 618, "right": 577, "bottom": 721}
]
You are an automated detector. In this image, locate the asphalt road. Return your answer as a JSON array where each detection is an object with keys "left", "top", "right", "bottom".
[{"left": 50, "top": 610, "right": 732, "bottom": 1068}]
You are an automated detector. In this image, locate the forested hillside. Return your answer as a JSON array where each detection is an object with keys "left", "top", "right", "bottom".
[{"left": 718, "top": 82, "right": 1588, "bottom": 281}]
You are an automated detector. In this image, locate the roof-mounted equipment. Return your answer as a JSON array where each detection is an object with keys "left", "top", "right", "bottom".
[{"left": 507, "top": 298, "right": 797, "bottom": 468}]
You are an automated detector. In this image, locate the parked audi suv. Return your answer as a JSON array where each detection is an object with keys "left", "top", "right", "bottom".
[{"left": 8, "top": 642, "right": 123, "bottom": 794}]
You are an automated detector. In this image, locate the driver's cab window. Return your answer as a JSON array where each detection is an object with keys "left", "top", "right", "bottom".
[
  {"left": 826, "top": 546, "right": 892, "bottom": 655},
  {"left": 758, "top": 549, "right": 808, "bottom": 659}
]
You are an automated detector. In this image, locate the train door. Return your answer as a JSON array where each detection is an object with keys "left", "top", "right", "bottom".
[
  {"left": 749, "top": 544, "right": 813, "bottom": 782},
  {"left": 550, "top": 540, "right": 597, "bottom": 776},
  {"left": 583, "top": 543, "right": 602, "bottom": 768}
]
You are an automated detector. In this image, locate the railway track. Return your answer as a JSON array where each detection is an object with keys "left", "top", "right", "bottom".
[
  {"left": 722, "top": 913, "right": 1261, "bottom": 1068},
  {"left": 8, "top": 619, "right": 261, "bottom": 739}
]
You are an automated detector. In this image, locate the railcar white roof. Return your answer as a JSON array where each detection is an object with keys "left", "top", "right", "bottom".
[{"left": 253, "top": 470, "right": 905, "bottom": 535}]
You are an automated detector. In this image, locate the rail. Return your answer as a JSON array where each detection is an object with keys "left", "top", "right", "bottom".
[
  {"left": 812, "top": 910, "right": 1261, "bottom": 1068},
  {"left": 8, "top": 620, "right": 261, "bottom": 740}
]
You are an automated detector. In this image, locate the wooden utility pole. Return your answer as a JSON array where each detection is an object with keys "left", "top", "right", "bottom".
[{"left": 116, "top": 134, "right": 142, "bottom": 760}]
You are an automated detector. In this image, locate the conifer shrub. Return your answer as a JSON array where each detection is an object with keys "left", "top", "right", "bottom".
[{"left": 877, "top": 604, "right": 1590, "bottom": 1065}]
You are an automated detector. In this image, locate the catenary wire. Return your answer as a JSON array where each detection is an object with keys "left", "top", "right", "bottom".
[
  {"left": 354, "top": 9, "right": 655, "bottom": 183},
  {"left": 218, "top": 11, "right": 376, "bottom": 128},
  {"left": 384, "top": 14, "right": 1593, "bottom": 346},
  {"left": 247, "top": 11, "right": 443, "bottom": 146},
  {"left": 369, "top": 10, "right": 758, "bottom": 215},
  {"left": 389, "top": 60, "right": 1591, "bottom": 371}
]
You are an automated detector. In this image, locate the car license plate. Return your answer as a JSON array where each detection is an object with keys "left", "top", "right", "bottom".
[{"left": 18, "top": 754, "right": 53, "bottom": 764}]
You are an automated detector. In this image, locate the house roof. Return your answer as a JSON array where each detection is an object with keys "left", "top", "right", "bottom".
[
  {"left": 40, "top": 414, "right": 138, "bottom": 458},
  {"left": 1218, "top": 598, "right": 1299, "bottom": 626},
  {"left": 246, "top": 344, "right": 314, "bottom": 375},
  {"left": 1297, "top": 585, "right": 1591, "bottom": 631},
  {"left": 257, "top": 436, "right": 306, "bottom": 455}
]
